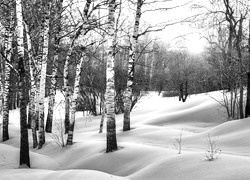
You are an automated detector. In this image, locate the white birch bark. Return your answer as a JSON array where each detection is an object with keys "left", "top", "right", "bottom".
[
  {"left": 63, "top": 38, "right": 75, "bottom": 134},
  {"left": 123, "top": 0, "right": 142, "bottom": 131},
  {"left": 25, "top": 23, "right": 38, "bottom": 148},
  {"left": 38, "top": 3, "right": 50, "bottom": 149},
  {"left": 66, "top": 55, "right": 84, "bottom": 145},
  {"left": 35, "top": 24, "right": 44, "bottom": 131},
  {"left": 2, "top": 19, "right": 13, "bottom": 142},
  {"left": 106, "top": 0, "right": 118, "bottom": 152},
  {"left": 0, "top": 58, "right": 3, "bottom": 118}
]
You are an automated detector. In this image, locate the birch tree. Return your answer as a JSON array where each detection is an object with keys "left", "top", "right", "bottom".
[
  {"left": 65, "top": 0, "right": 94, "bottom": 144},
  {"left": 63, "top": 29, "right": 79, "bottom": 134},
  {"left": 16, "top": 0, "right": 30, "bottom": 167},
  {"left": 38, "top": 1, "right": 51, "bottom": 149},
  {"left": 123, "top": 0, "right": 142, "bottom": 131},
  {"left": 64, "top": 0, "right": 92, "bottom": 134},
  {"left": 46, "top": 0, "right": 63, "bottom": 133},
  {"left": 35, "top": 24, "right": 44, "bottom": 131},
  {"left": 2, "top": 5, "right": 13, "bottom": 141},
  {"left": 66, "top": 52, "right": 84, "bottom": 145},
  {"left": 106, "top": 0, "right": 118, "bottom": 153},
  {"left": 24, "top": 22, "right": 38, "bottom": 148}
]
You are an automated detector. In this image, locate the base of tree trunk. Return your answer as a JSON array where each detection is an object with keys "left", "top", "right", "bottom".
[
  {"left": 2, "top": 128, "right": 9, "bottom": 142},
  {"left": 106, "top": 130, "right": 118, "bottom": 153},
  {"left": 123, "top": 122, "right": 130, "bottom": 131},
  {"left": 66, "top": 132, "right": 73, "bottom": 145},
  {"left": 45, "top": 116, "right": 52, "bottom": 133}
]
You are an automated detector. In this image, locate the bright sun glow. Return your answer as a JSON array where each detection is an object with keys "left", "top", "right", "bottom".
[{"left": 186, "top": 35, "right": 205, "bottom": 54}]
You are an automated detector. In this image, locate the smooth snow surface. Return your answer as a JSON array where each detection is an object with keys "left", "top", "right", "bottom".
[{"left": 1, "top": 91, "right": 250, "bottom": 179}]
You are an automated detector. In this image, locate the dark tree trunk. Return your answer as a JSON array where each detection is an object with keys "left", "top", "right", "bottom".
[
  {"left": 64, "top": 97, "right": 70, "bottom": 133},
  {"left": 236, "top": 15, "right": 244, "bottom": 119},
  {"left": 16, "top": 0, "right": 30, "bottom": 167},
  {"left": 182, "top": 80, "right": 188, "bottom": 102},
  {"left": 245, "top": 20, "right": 250, "bottom": 118},
  {"left": 45, "top": 4, "right": 62, "bottom": 132},
  {"left": 99, "top": 95, "right": 105, "bottom": 133},
  {"left": 19, "top": 69, "right": 30, "bottom": 167},
  {"left": 179, "top": 83, "right": 183, "bottom": 101},
  {"left": 245, "top": 73, "right": 250, "bottom": 117}
]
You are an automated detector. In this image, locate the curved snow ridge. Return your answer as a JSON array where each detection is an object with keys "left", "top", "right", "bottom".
[
  {"left": 63, "top": 142, "right": 176, "bottom": 177},
  {"left": 0, "top": 143, "right": 60, "bottom": 170},
  {"left": 136, "top": 94, "right": 211, "bottom": 113},
  {"left": 204, "top": 118, "right": 250, "bottom": 136},
  {"left": 182, "top": 118, "right": 250, "bottom": 155},
  {"left": 140, "top": 100, "right": 225, "bottom": 126},
  {"left": 0, "top": 169, "right": 128, "bottom": 180},
  {"left": 129, "top": 152, "right": 250, "bottom": 180}
]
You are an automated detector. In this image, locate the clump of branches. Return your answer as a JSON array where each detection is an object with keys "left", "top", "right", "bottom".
[
  {"left": 210, "top": 89, "right": 241, "bottom": 120},
  {"left": 203, "top": 134, "right": 221, "bottom": 161},
  {"left": 50, "top": 100, "right": 66, "bottom": 148}
]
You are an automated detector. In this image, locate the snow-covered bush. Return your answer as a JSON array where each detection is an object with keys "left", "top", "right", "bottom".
[
  {"left": 174, "top": 130, "right": 183, "bottom": 154},
  {"left": 50, "top": 100, "right": 66, "bottom": 148},
  {"left": 204, "top": 134, "right": 221, "bottom": 161}
]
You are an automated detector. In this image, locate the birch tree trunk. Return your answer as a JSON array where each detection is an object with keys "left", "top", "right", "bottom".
[
  {"left": 123, "top": 0, "right": 142, "bottom": 131},
  {"left": 46, "top": 0, "right": 63, "bottom": 133},
  {"left": 38, "top": 3, "right": 50, "bottom": 149},
  {"left": 35, "top": 24, "right": 44, "bottom": 131},
  {"left": 63, "top": 26, "right": 83, "bottom": 134},
  {"left": 2, "top": 17, "right": 13, "bottom": 142},
  {"left": 64, "top": 0, "right": 91, "bottom": 134},
  {"left": 99, "top": 95, "right": 105, "bottom": 133},
  {"left": 65, "top": 0, "right": 92, "bottom": 143},
  {"left": 25, "top": 23, "right": 38, "bottom": 148},
  {"left": 0, "top": 58, "right": 3, "bottom": 118},
  {"left": 63, "top": 33, "right": 82, "bottom": 134},
  {"left": 106, "top": 0, "right": 118, "bottom": 153},
  {"left": 16, "top": 0, "right": 30, "bottom": 167},
  {"left": 63, "top": 40, "right": 74, "bottom": 134},
  {"left": 66, "top": 54, "right": 84, "bottom": 145}
]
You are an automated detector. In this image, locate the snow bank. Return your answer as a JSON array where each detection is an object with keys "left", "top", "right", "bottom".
[{"left": 1, "top": 91, "right": 250, "bottom": 180}]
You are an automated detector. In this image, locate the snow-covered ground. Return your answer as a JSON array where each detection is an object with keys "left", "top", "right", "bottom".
[{"left": 1, "top": 91, "right": 250, "bottom": 179}]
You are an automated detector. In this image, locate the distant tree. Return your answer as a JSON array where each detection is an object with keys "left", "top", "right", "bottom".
[
  {"left": 166, "top": 51, "right": 196, "bottom": 102},
  {"left": 245, "top": 19, "right": 250, "bottom": 117}
]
